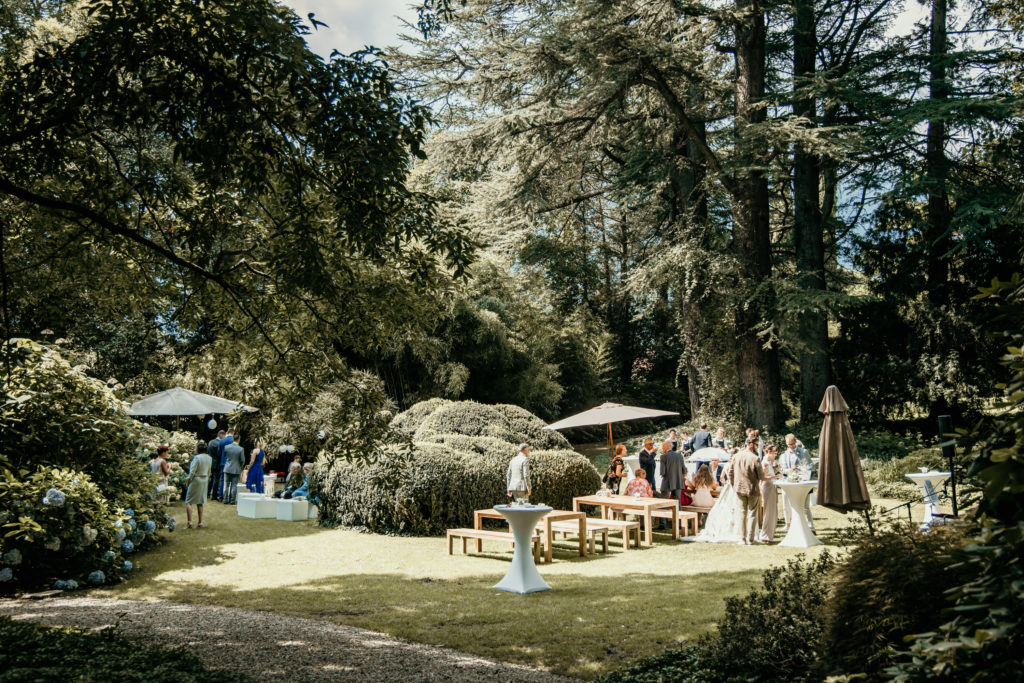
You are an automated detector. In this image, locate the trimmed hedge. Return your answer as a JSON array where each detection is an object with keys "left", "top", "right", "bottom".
[
  {"left": 315, "top": 441, "right": 601, "bottom": 535},
  {"left": 405, "top": 399, "right": 571, "bottom": 451},
  {"left": 389, "top": 398, "right": 452, "bottom": 438}
]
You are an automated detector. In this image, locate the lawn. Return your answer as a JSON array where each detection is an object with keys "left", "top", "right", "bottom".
[{"left": 94, "top": 500, "right": 906, "bottom": 679}]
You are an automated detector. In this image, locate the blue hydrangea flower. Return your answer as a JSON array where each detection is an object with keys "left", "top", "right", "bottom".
[
  {"left": 115, "top": 528, "right": 126, "bottom": 542},
  {"left": 0, "top": 567, "right": 12, "bottom": 582},
  {"left": 42, "top": 488, "right": 66, "bottom": 507},
  {"left": 88, "top": 570, "right": 105, "bottom": 585},
  {"left": 124, "top": 509, "right": 134, "bottom": 518},
  {"left": 121, "top": 560, "right": 133, "bottom": 572},
  {"left": 64, "top": 579, "right": 78, "bottom": 590},
  {"left": 121, "top": 539, "right": 134, "bottom": 553},
  {"left": 102, "top": 550, "right": 116, "bottom": 563},
  {"left": 167, "top": 518, "right": 176, "bottom": 532},
  {"left": 143, "top": 520, "right": 156, "bottom": 533},
  {"left": 53, "top": 579, "right": 68, "bottom": 590},
  {"left": 127, "top": 519, "right": 137, "bottom": 531},
  {"left": 3, "top": 548, "right": 22, "bottom": 566},
  {"left": 114, "top": 519, "right": 123, "bottom": 528},
  {"left": 43, "top": 537, "right": 61, "bottom": 552}
]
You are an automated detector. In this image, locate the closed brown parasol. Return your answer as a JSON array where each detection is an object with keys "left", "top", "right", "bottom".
[{"left": 817, "top": 385, "right": 871, "bottom": 512}]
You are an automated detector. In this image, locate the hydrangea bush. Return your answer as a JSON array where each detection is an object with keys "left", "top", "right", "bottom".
[
  {"left": 1, "top": 339, "right": 168, "bottom": 592},
  {"left": 0, "top": 467, "right": 158, "bottom": 591}
]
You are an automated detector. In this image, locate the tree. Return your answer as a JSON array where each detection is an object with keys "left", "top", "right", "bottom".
[{"left": 0, "top": 0, "right": 471, "bottom": 389}]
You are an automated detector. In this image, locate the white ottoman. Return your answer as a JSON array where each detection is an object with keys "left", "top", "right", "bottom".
[
  {"left": 276, "top": 498, "right": 308, "bottom": 521},
  {"left": 237, "top": 496, "right": 276, "bottom": 519},
  {"left": 307, "top": 504, "right": 318, "bottom": 520}
]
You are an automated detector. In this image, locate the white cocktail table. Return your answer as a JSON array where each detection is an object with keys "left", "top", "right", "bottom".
[
  {"left": 905, "top": 471, "right": 950, "bottom": 527},
  {"left": 777, "top": 481, "right": 822, "bottom": 548},
  {"left": 493, "top": 505, "right": 552, "bottom": 594}
]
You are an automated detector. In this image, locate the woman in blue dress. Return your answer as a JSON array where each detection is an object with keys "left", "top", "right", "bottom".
[{"left": 245, "top": 441, "right": 266, "bottom": 493}]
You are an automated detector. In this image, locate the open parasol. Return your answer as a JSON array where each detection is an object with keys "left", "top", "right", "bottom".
[
  {"left": 126, "top": 386, "right": 257, "bottom": 430},
  {"left": 544, "top": 402, "right": 679, "bottom": 452}
]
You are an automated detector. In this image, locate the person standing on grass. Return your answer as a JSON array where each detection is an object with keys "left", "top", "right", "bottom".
[
  {"left": 659, "top": 440, "right": 685, "bottom": 529},
  {"left": 221, "top": 432, "right": 245, "bottom": 504},
  {"left": 638, "top": 438, "right": 658, "bottom": 490},
  {"left": 207, "top": 430, "right": 224, "bottom": 500},
  {"left": 217, "top": 429, "right": 235, "bottom": 499},
  {"left": 507, "top": 443, "right": 531, "bottom": 502},
  {"left": 727, "top": 438, "right": 763, "bottom": 545},
  {"left": 759, "top": 444, "right": 782, "bottom": 542},
  {"left": 185, "top": 440, "right": 211, "bottom": 529},
  {"left": 691, "top": 423, "right": 712, "bottom": 453}
]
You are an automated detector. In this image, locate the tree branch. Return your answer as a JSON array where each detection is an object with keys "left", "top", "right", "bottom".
[{"left": 0, "top": 174, "right": 283, "bottom": 357}]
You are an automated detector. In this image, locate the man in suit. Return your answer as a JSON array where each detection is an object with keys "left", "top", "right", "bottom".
[
  {"left": 221, "top": 431, "right": 245, "bottom": 504},
  {"left": 207, "top": 430, "right": 224, "bottom": 500},
  {"left": 217, "top": 430, "right": 234, "bottom": 500},
  {"left": 691, "top": 423, "right": 712, "bottom": 453},
  {"left": 659, "top": 440, "right": 685, "bottom": 529},
  {"left": 638, "top": 439, "right": 658, "bottom": 490},
  {"left": 708, "top": 456, "right": 724, "bottom": 486},
  {"left": 506, "top": 443, "right": 531, "bottom": 502},
  {"left": 727, "top": 439, "right": 764, "bottom": 545}
]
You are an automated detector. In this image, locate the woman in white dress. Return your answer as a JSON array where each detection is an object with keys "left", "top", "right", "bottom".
[
  {"left": 687, "top": 459, "right": 758, "bottom": 543},
  {"left": 690, "top": 464, "right": 717, "bottom": 507}
]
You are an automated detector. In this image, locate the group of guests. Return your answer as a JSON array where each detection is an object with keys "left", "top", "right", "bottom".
[
  {"left": 174, "top": 433, "right": 315, "bottom": 529},
  {"left": 606, "top": 424, "right": 813, "bottom": 543}
]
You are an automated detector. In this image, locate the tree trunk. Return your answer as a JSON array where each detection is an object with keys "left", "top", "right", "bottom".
[
  {"left": 925, "top": 0, "right": 951, "bottom": 308},
  {"left": 793, "top": 0, "right": 831, "bottom": 421},
  {"left": 733, "top": 0, "right": 785, "bottom": 429}
]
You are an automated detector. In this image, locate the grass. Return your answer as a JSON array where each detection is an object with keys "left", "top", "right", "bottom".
[{"left": 86, "top": 498, "right": 919, "bottom": 680}]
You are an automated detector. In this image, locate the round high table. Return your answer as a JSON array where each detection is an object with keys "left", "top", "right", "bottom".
[
  {"left": 493, "top": 504, "right": 552, "bottom": 594},
  {"left": 905, "top": 471, "right": 950, "bottom": 528},
  {"left": 777, "top": 481, "right": 822, "bottom": 548}
]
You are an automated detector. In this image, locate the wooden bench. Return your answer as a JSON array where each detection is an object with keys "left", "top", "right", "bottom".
[
  {"left": 651, "top": 508, "right": 700, "bottom": 536},
  {"left": 546, "top": 521, "right": 609, "bottom": 554},
  {"left": 447, "top": 528, "right": 542, "bottom": 563},
  {"left": 582, "top": 518, "right": 642, "bottom": 549}
]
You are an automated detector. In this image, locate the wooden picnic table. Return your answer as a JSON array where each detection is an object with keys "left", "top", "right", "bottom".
[
  {"left": 475, "top": 507, "right": 586, "bottom": 562},
  {"left": 572, "top": 494, "right": 680, "bottom": 546}
]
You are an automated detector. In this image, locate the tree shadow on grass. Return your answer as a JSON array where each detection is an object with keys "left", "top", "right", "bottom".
[{"left": 128, "top": 567, "right": 764, "bottom": 679}]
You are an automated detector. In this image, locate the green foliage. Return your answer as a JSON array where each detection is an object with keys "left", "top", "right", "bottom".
[
  {"left": 316, "top": 399, "right": 598, "bottom": 534},
  {"left": 409, "top": 399, "right": 571, "bottom": 451},
  {"left": 601, "top": 553, "right": 837, "bottom": 683},
  {"left": 0, "top": 616, "right": 249, "bottom": 682},
  {"left": 887, "top": 274, "right": 1024, "bottom": 680},
  {"left": 0, "top": 339, "right": 167, "bottom": 590},
  {"left": 820, "top": 525, "right": 972, "bottom": 679},
  {"left": 0, "top": 467, "right": 155, "bottom": 591},
  {"left": 315, "top": 441, "right": 600, "bottom": 534}
]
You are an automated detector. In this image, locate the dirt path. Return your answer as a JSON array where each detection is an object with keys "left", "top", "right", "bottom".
[{"left": 0, "top": 596, "right": 577, "bottom": 682}]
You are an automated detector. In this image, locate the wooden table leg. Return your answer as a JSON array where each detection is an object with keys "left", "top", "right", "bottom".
[
  {"left": 672, "top": 506, "right": 680, "bottom": 540},
  {"left": 644, "top": 508, "right": 653, "bottom": 546},
  {"left": 578, "top": 516, "right": 586, "bottom": 556},
  {"left": 473, "top": 511, "right": 483, "bottom": 552},
  {"left": 544, "top": 518, "right": 553, "bottom": 563}
]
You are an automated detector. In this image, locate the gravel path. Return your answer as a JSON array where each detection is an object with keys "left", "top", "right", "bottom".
[{"left": 0, "top": 596, "right": 577, "bottom": 683}]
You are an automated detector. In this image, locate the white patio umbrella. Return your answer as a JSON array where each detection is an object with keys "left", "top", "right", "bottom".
[
  {"left": 126, "top": 386, "right": 257, "bottom": 429},
  {"left": 690, "top": 447, "right": 730, "bottom": 462},
  {"left": 544, "top": 402, "right": 680, "bottom": 452}
]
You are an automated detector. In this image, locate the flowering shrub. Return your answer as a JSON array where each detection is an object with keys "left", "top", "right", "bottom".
[
  {"left": 0, "top": 467, "right": 160, "bottom": 592},
  {"left": 1, "top": 339, "right": 169, "bottom": 591},
  {"left": 408, "top": 400, "right": 572, "bottom": 450}
]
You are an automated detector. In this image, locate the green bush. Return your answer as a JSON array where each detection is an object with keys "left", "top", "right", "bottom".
[
  {"left": 407, "top": 399, "right": 571, "bottom": 450},
  {"left": 853, "top": 427, "right": 929, "bottom": 461},
  {"left": 1, "top": 339, "right": 168, "bottom": 591},
  {"left": 0, "top": 616, "right": 248, "bottom": 682},
  {"left": 601, "top": 553, "right": 837, "bottom": 683},
  {"left": 315, "top": 441, "right": 600, "bottom": 535},
  {"left": 0, "top": 467, "right": 157, "bottom": 591},
  {"left": 389, "top": 398, "right": 452, "bottom": 438},
  {"left": 820, "top": 525, "right": 972, "bottom": 679}
]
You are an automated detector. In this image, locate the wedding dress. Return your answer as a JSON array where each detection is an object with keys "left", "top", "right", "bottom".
[{"left": 685, "top": 483, "right": 757, "bottom": 543}]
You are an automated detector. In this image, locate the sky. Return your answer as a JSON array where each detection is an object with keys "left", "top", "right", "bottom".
[
  {"left": 285, "top": 1, "right": 929, "bottom": 57},
  {"left": 284, "top": 0, "right": 420, "bottom": 56}
]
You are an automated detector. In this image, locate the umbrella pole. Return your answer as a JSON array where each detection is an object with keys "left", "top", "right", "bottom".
[
  {"left": 175, "top": 415, "right": 179, "bottom": 431},
  {"left": 607, "top": 422, "right": 614, "bottom": 455}
]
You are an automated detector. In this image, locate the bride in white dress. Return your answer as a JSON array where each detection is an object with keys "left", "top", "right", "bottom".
[{"left": 686, "top": 462, "right": 758, "bottom": 543}]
